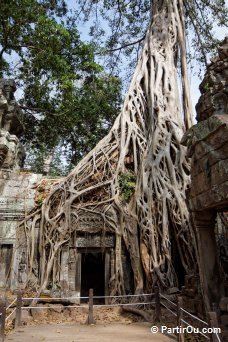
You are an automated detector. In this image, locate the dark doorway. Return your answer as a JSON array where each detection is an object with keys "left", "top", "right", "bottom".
[{"left": 81, "top": 252, "right": 105, "bottom": 303}]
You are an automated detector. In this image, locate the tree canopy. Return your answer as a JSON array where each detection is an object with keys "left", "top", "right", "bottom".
[
  {"left": 74, "top": 0, "right": 227, "bottom": 77},
  {"left": 0, "top": 0, "right": 122, "bottom": 173}
]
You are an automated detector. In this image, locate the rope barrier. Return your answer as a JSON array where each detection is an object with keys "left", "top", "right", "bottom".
[
  {"left": 181, "top": 318, "right": 210, "bottom": 340},
  {"left": 22, "top": 297, "right": 89, "bottom": 301},
  {"left": 94, "top": 302, "right": 155, "bottom": 307},
  {"left": 6, "top": 298, "right": 17, "bottom": 311},
  {"left": 160, "top": 294, "right": 177, "bottom": 307},
  {"left": 21, "top": 301, "right": 155, "bottom": 310},
  {"left": 21, "top": 305, "right": 82, "bottom": 309},
  {"left": 180, "top": 307, "right": 208, "bottom": 325},
  {"left": 93, "top": 293, "right": 154, "bottom": 299},
  {"left": 1, "top": 290, "right": 221, "bottom": 342},
  {"left": 22, "top": 293, "right": 154, "bottom": 301},
  {"left": 5, "top": 308, "right": 16, "bottom": 322},
  {"left": 160, "top": 301, "right": 177, "bottom": 317}
]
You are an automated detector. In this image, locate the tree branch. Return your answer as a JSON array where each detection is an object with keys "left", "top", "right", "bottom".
[{"left": 97, "top": 36, "right": 146, "bottom": 54}]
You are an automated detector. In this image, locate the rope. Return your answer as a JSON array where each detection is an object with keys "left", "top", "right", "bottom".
[
  {"left": 93, "top": 293, "right": 154, "bottom": 299},
  {"left": 22, "top": 293, "right": 154, "bottom": 301},
  {"left": 215, "top": 332, "right": 221, "bottom": 342},
  {"left": 160, "top": 294, "right": 177, "bottom": 307},
  {"left": 21, "top": 301, "right": 155, "bottom": 309},
  {"left": 180, "top": 307, "right": 208, "bottom": 325},
  {"left": 5, "top": 308, "right": 16, "bottom": 321},
  {"left": 181, "top": 318, "right": 210, "bottom": 340},
  {"left": 160, "top": 301, "right": 177, "bottom": 317},
  {"left": 21, "top": 305, "right": 82, "bottom": 309},
  {"left": 6, "top": 298, "right": 17, "bottom": 311},
  {"left": 94, "top": 302, "right": 155, "bottom": 307},
  {"left": 22, "top": 297, "right": 89, "bottom": 301}
]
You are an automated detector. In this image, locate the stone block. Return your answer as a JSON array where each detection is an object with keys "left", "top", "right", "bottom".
[
  {"left": 192, "top": 143, "right": 228, "bottom": 177},
  {"left": 189, "top": 181, "right": 228, "bottom": 211},
  {"left": 190, "top": 158, "right": 228, "bottom": 197}
]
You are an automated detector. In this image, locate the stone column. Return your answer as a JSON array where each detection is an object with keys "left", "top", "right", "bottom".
[{"left": 193, "top": 210, "right": 224, "bottom": 311}]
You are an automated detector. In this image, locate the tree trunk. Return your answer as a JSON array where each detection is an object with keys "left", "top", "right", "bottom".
[{"left": 19, "top": 0, "right": 198, "bottom": 295}]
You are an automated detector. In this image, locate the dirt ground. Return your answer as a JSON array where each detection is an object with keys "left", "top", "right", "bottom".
[{"left": 5, "top": 322, "right": 171, "bottom": 342}]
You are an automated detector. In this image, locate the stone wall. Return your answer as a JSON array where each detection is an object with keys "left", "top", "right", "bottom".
[
  {"left": 0, "top": 79, "right": 43, "bottom": 288},
  {"left": 182, "top": 37, "right": 228, "bottom": 337}
]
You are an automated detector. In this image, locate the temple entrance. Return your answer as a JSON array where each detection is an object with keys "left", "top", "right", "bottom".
[{"left": 81, "top": 251, "right": 105, "bottom": 303}]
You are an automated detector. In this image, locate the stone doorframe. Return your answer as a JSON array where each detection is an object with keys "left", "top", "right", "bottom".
[
  {"left": 60, "top": 234, "right": 115, "bottom": 303},
  {"left": 193, "top": 209, "right": 226, "bottom": 312},
  {"left": 74, "top": 247, "right": 113, "bottom": 304}
]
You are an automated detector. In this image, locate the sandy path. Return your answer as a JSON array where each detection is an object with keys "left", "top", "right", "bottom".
[{"left": 5, "top": 322, "right": 171, "bottom": 342}]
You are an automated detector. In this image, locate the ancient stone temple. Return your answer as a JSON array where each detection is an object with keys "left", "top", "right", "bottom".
[
  {"left": 182, "top": 37, "right": 228, "bottom": 335},
  {"left": 0, "top": 80, "right": 42, "bottom": 288}
]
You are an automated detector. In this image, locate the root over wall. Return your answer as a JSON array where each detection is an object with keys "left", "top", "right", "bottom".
[{"left": 14, "top": 0, "right": 198, "bottom": 296}]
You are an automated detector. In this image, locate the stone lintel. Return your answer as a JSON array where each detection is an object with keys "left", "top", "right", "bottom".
[{"left": 76, "top": 235, "right": 115, "bottom": 248}]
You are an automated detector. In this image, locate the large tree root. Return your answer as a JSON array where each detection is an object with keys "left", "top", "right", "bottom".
[
  {"left": 14, "top": 0, "right": 198, "bottom": 296},
  {"left": 121, "top": 306, "right": 153, "bottom": 323}
]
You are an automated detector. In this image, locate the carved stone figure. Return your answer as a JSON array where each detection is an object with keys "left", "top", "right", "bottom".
[
  {"left": 0, "top": 79, "right": 24, "bottom": 177},
  {"left": 0, "top": 87, "right": 7, "bottom": 129}
]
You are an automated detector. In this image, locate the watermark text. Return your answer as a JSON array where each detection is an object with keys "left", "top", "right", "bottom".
[{"left": 151, "top": 325, "right": 221, "bottom": 335}]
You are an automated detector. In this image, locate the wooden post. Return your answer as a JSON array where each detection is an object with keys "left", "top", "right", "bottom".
[
  {"left": 105, "top": 252, "right": 110, "bottom": 305},
  {"left": 208, "top": 311, "right": 219, "bottom": 342},
  {"left": 154, "top": 286, "right": 161, "bottom": 322},
  {"left": 177, "top": 296, "right": 184, "bottom": 342},
  {"left": 0, "top": 296, "right": 6, "bottom": 342},
  {"left": 15, "top": 290, "right": 22, "bottom": 328},
  {"left": 86, "top": 288, "right": 95, "bottom": 325}
]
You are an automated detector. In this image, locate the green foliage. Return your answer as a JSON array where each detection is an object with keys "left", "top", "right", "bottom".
[
  {"left": 0, "top": 0, "right": 122, "bottom": 173},
  {"left": 118, "top": 172, "right": 136, "bottom": 202},
  {"left": 36, "top": 196, "right": 43, "bottom": 207},
  {"left": 24, "top": 145, "right": 72, "bottom": 176}
]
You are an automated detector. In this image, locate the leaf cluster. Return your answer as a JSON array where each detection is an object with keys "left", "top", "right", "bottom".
[{"left": 118, "top": 172, "right": 136, "bottom": 202}]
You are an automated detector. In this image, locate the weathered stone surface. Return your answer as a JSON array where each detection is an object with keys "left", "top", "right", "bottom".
[
  {"left": 0, "top": 79, "right": 24, "bottom": 136},
  {"left": 181, "top": 115, "right": 228, "bottom": 158},
  {"left": 75, "top": 235, "right": 115, "bottom": 248},
  {"left": 195, "top": 37, "right": 228, "bottom": 122},
  {"left": 0, "top": 79, "right": 25, "bottom": 180},
  {"left": 0, "top": 173, "right": 42, "bottom": 243},
  {"left": 182, "top": 112, "right": 228, "bottom": 212},
  {"left": 181, "top": 38, "right": 228, "bottom": 320},
  {"left": 191, "top": 143, "right": 228, "bottom": 177},
  {"left": 189, "top": 181, "right": 228, "bottom": 211},
  {"left": 0, "top": 171, "right": 42, "bottom": 287},
  {"left": 190, "top": 159, "right": 228, "bottom": 198}
]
